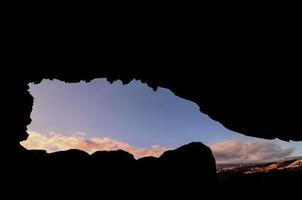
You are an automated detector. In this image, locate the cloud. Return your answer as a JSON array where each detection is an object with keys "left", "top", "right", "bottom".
[
  {"left": 21, "top": 131, "right": 169, "bottom": 158},
  {"left": 21, "top": 132, "right": 295, "bottom": 163},
  {"left": 210, "top": 140, "right": 294, "bottom": 164},
  {"left": 75, "top": 132, "right": 87, "bottom": 136}
]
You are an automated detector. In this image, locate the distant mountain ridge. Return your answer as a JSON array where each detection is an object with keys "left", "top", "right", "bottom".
[
  {"left": 217, "top": 156, "right": 302, "bottom": 171},
  {"left": 218, "top": 158, "right": 302, "bottom": 174}
]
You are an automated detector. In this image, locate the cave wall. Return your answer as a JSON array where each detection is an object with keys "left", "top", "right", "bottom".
[
  {"left": 3, "top": 15, "right": 301, "bottom": 154},
  {"left": 5, "top": 61, "right": 300, "bottom": 155}
]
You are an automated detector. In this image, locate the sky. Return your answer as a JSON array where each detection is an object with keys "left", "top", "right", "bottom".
[{"left": 22, "top": 79, "right": 302, "bottom": 163}]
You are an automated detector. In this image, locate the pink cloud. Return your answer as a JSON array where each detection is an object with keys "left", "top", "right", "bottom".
[
  {"left": 22, "top": 132, "right": 294, "bottom": 163},
  {"left": 21, "top": 131, "right": 170, "bottom": 158}
]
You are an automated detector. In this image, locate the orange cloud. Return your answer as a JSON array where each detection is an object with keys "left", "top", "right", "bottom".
[{"left": 21, "top": 131, "right": 169, "bottom": 158}]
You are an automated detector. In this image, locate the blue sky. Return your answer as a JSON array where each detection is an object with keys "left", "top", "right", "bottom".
[{"left": 23, "top": 79, "right": 302, "bottom": 162}]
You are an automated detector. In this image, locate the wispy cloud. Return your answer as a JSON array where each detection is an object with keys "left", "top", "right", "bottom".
[
  {"left": 21, "top": 131, "right": 169, "bottom": 158},
  {"left": 210, "top": 140, "right": 294, "bottom": 164}
]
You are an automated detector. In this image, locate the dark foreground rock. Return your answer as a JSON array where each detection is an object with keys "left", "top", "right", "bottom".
[{"left": 6, "top": 142, "right": 217, "bottom": 197}]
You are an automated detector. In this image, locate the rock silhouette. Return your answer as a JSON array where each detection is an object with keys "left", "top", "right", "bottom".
[
  {"left": 49, "top": 149, "right": 90, "bottom": 162},
  {"left": 5, "top": 142, "right": 218, "bottom": 196},
  {"left": 160, "top": 142, "right": 217, "bottom": 182},
  {"left": 158, "top": 142, "right": 218, "bottom": 193},
  {"left": 91, "top": 149, "right": 135, "bottom": 163}
]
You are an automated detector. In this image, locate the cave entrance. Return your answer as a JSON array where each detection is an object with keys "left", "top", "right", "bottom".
[{"left": 21, "top": 78, "right": 301, "bottom": 165}]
